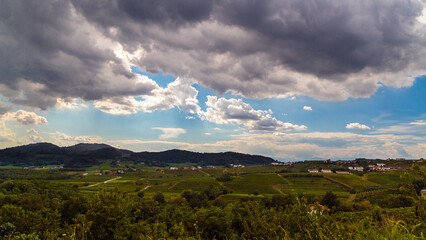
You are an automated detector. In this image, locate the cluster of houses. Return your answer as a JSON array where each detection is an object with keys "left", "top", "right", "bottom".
[
  {"left": 348, "top": 166, "right": 364, "bottom": 171},
  {"left": 307, "top": 163, "right": 395, "bottom": 174},
  {"left": 366, "top": 163, "right": 392, "bottom": 171},
  {"left": 168, "top": 165, "right": 217, "bottom": 171},
  {"left": 271, "top": 162, "right": 295, "bottom": 166},
  {"left": 23, "top": 165, "right": 64, "bottom": 170},
  {"left": 107, "top": 169, "right": 125, "bottom": 175},
  {"left": 230, "top": 164, "right": 245, "bottom": 168},
  {"left": 82, "top": 172, "right": 102, "bottom": 176},
  {"left": 81, "top": 169, "right": 129, "bottom": 176},
  {"left": 308, "top": 169, "right": 350, "bottom": 174}
]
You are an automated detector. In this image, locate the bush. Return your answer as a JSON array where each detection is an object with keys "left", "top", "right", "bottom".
[
  {"left": 153, "top": 192, "right": 166, "bottom": 204},
  {"left": 321, "top": 192, "right": 340, "bottom": 208}
]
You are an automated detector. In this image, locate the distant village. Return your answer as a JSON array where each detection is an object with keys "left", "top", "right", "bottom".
[
  {"left": 22, "top": 157, "right": 424, "bottom": 177},
  {"left": 271, "top": 158, "right": 425, "bottom": 174}
]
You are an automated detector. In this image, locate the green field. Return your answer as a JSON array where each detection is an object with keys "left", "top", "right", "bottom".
[
  {"left": 367, "top": 171, "right": 405, "bottom": 185},
  {"left": 279, "top": 176, "right": 350, "bottom": 197},
  {"left": 324, "top": 173, "right": 377, "bottom": 190},
  {"left": 224, "top": 173, "right": 287, "bottom": 194},
  {"left": 38, "top": 168, "right": 408, "bottom": 199},
  {"left": 2, "top": 165, "right": 412, "bottom": 202},
  {"left": 172, "top": 177, "right": 220, "bottom": 192},
  {"left": 0, "top": 161, "right": 423, "bottom": 239}
]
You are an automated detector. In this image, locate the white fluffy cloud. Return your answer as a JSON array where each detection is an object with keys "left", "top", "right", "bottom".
[
  {"left": 49, "top": 132, "right": 102, "bottom": 146},
  {"left": 0, "top": 121, "right": 16, "bottom": 142},
  {"left": 94, "top": 77, "right": 200, "bottom": 115},
  {"left": 303, "top": 106, "right": 312, "bottom": 111},
  {"left": 346, "top": 122, "right": 371, "bottom": 130},
  {"left": 26, "top": 128, "right": 39, "bottom": 135},
  {"left": 3, "top": 110, "right": 47, "bottom": 125},
  {"left": 153, "top": 127, "right": 186, "bottom": 139},
  {"left": 28, "top": 134, "right": 44, "bottom": 142},
  {"left": 55, "top": 98, "right": 87, "bottom": 109},
  {"left": 198, "top": 96, "right": 307, "bottom": 131}
]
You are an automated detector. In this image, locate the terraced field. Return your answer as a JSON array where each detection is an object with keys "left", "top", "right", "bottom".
[
  {"left": 324, "top": 173, "right": 377, "bottom": 190},
  {"left": 224, "top": 173, "right": 287, "bottom": 194},
  {"left": 172, "top": 177, "right": 220, "bottom": 192},
  {"left": 44, "top": 164, "right": 412, "bottom": 202},
  {"left": 279, "top": 176, "right": 350, "bottom": 198},
  {"left": 367, "top": 171, "right": 405, "bottom": 185}
]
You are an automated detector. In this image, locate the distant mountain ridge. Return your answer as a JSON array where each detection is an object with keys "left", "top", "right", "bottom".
[
  {"left": 0, "top": 142, "right": 277, "bottom": 167},
  {"left": 64, "top": 143, "right": 115, "bottom": 153}
]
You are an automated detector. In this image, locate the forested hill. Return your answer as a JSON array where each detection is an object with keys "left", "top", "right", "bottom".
[{"left": 0, "top": 143, "right": 277, "bottom": 167}]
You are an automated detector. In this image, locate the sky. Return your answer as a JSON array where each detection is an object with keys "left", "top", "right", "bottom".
[{"left": 0, "top": 0, "right": 425, "bottom": 161}]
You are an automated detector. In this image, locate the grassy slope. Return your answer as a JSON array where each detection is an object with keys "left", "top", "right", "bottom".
[
  {"left": 280, "top": 176, "right": 350, "bottom": 197},
  {"left": 224, "top": 173, "right": 287, "bottom": 194},
  {"left": 324, "top": 173, "right": 377, "bottom": 190},
  {"left": 367, "top": 171, "right": 405, "bottom": 185}
]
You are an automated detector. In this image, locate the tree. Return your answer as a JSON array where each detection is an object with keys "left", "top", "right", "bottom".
[
  {"left": 137, "top": 191, "right": 145, "bottom": 198},
  {"left": 321, "top": 191, "right": 340, "bottom": 208},
  {"left": 153, "top": 192, "right": 166, "bottom": 204}
]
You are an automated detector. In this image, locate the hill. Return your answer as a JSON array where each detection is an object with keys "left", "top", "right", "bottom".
[
  {"left": 0, "top": 143, "right": 277, "bottom": 167},
  {"left": 63, "top": 143, "right": 115, "bottom": 153},
  {"left": 134, "top": 149, "right": 275, "bottom": 166}
]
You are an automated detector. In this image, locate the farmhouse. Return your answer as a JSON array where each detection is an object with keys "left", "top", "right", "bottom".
[
  {"left": 308, "top": 169, "right": 319, "bottom": 173},
  {"left": 309, "top": 204, "right": 326, "bottom": 215},
  {"left": 377, "top": 163, "right": 386, "bottom": 167},
  {"left": 321, "top": 169, "right": 332, "bottom": 173},
  {"left": 353, "top": 166, "right": 364, "bottom": 171},
  {"left": 169, "top": 167, "right": 178, "bottom": 170},
  {"left": 82, "top": 172, "right": 102, "bottom": 176},
  {"left": 336, "top": 171, "right": 350, "bottom": 174},
  {"left": 230, "top": 164, "right": 245, "bottom": 168},
  {"left": 422, "top": 189, "right": 426, "bottom": 198}
]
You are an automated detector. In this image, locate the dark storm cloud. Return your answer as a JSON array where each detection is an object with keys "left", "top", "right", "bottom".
[
  {"left": 217, "top": 0, "right": 423, "bottom": 75},
  {"left": 73, "top": 0, "right": 424, "bottom": 75},
  {"left": 0, "top": 0, "right": 157, "bottom": 109},
  {"left": 0, "top": 0, "right": 425, "bottom": 109}
]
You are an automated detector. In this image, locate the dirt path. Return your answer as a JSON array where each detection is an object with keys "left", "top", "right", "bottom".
[
  {"left": 272, "top": 184, "right": 284, "bottom": 194},
  {"left": 198, "top": 169, "right": 210, "bottom": 176},
  {"left": 83, "top": 176, "right": 122, "bottom": 188},
  {"left": 168, "top": 181, "right": 180, "bottom": 189},
  {"left": 143, "top": 185, "right": 151, "bottom": 190}
]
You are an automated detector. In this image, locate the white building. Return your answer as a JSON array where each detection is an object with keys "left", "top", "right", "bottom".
[{"left": 354, "top": 166, "right": 364, "bottom": 171}]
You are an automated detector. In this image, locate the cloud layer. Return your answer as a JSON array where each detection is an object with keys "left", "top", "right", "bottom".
[{"left": 0, "top": 0, "right": 425, "bottom": 112}]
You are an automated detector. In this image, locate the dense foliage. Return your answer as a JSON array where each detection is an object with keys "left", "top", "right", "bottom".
[
  {"left": 0, "top": 178, "right": 424, "bottom": 239},
  {"left": 0, "top": 161, "right": 424, "bottom": 239}
]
